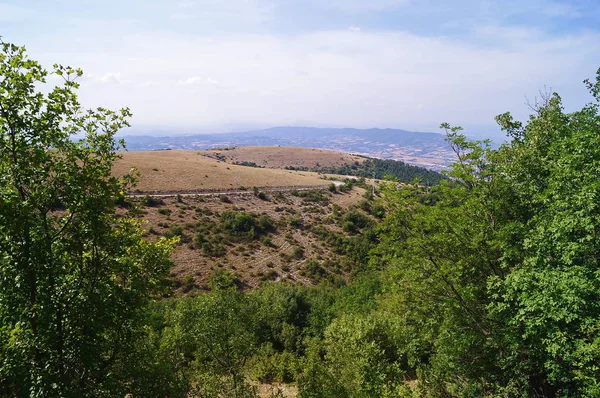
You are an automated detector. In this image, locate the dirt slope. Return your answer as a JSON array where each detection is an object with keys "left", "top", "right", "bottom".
[{"left": 113, "top": 150, "right": 332, "bottom": 192}]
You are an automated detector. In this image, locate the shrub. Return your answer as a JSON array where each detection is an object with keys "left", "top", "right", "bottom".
[
  {"left": 257, "top": 215, "right": 275, "bottom": 232},
  {"left": 304, "top": 260, "right": 327, "bottom": 280},
  {"left": 209, "top": 269, "right": 240, "bottom": 291},
  {"left": 182, "top": 275, "right": 195, "bottom": 293},
  {"left": 141, "top": 195, "right": 164, "bottom": 207},
  {"left": 164, "top": 225, "right": 190, "bottom": 243},
  {"left": 261, "top": 236, "right": 273, "bottom": 247},
  {"left": 291, "top": 246, "right": 305, "bottom": 259},
  {"left": 289, "top": 217, "right": 303, "bottom": 229},
  {"left": 221, "top": 211, "right": 256, "bottom": 235},
  {"left": 342, "top": 209, "right": 374, "bottom": 234}
]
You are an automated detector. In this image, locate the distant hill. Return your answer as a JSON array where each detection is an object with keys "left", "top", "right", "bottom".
[
  {"left": 113, "top": 147, "right": 444, "bottom": 192},
  {"left": 198, "top": 146, "right": 445, "bottom": 185},
  {"left": 112, "top": 150, "right": 332, "bottom": 192},
  {"left": 119, "top": 126, "right": 456, "bottom": 171},
  {"left": 199, "top": 146, "right": 365, "bottom": 170}
]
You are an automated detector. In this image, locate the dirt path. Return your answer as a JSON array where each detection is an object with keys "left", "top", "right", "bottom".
[{"left": 128, "top": 182, "right": 344, "bottom": 197}]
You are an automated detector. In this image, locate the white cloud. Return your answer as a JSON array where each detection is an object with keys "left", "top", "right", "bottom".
[
  {"left": 98, "top": 72, "right": 121, "bottom": 83},
  {"left": 26, "top": 18, "right": 600, "bottom": 135},
  {"left": 170, "top": 0, "right": 274, "bottom": 26},
  {"left": 0, "top": 2, "right": 30, "bottom": 21},
  {"left": 76, "top": 71, "right": 130, "bottom": 85},
  {"left": 96, "top": 72, "right": 130, "bottom": 85},
  {"left": 349, "top": 26, "right": 361, "bottom": 32},
  {"left": 178, "top": 76, "right": 220, "bottom": 86}
]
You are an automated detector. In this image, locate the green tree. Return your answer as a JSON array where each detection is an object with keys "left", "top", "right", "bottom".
[
  {"left": 486, "top": 70, "right": 600, "bottom": 396},
  {"left": 171, "top": 291, "right": 259, "bottom": 397},
  {"left": 375, "top": 68, "right": 600, "bottom": 396},
  {"left": 0, "top": 41, "right": 173, "bottom": 396}
]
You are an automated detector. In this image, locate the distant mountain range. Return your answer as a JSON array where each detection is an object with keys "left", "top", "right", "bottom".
[{"left": 118, "top": 126, "right": 457, "bottom": 171}]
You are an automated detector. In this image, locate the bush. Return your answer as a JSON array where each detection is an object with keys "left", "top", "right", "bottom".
[
  {"left": 261, "top": 236, "right": 273, "bottom": 247},
  {"left": 291, "top": 246, "right": 305, "bottom": 259},
  {"left": 257, "top": 215, "right": 275, "bottom": 232},
  {"left": 209, "top": 269, "right": 241, "bottom": 291},
  {"left": 202, "top": 241, "right": 227, "bottom": 257},
  {"left": 342, "top": 209, "right": 374, "bottom": 234},
  {"left": 221, "top": 211, "right": 257, "bottom": 235},
  {"left": 142, "top": 195, "right": 164, "bottom": 207},
  {"left": 304, "top": 260, "right": 326, "bottom": 280},
  {"left": 318, "top": 313, "right": 407, "bottom": 397},
  {"left": 289, "top": 216, "right": 303, "bottom": 229},
  {"left": 164, "top": 225, "right": 190, "bottom": 243},
  {"left": 182, "top": 275, "right": 195, "bottom": 293}
]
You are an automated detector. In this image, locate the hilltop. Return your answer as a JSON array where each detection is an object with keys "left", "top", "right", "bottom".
[{"left": 199, "top": 146, "right": 365, "bottom": 170}]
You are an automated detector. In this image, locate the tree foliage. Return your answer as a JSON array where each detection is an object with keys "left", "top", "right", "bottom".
[
  {"left": 0, "top": 40, "right": 173, "bottom": 396},
  {"left": 374, "top": 68, "right": 600, "bottom": 396}
]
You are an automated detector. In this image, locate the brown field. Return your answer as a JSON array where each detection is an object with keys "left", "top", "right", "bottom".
[
  {"left": 113, "top": 150, "right": 335, "bottom": 192},
  {"left": 199, "top": 146, "right": 365, "bottom": 170}
]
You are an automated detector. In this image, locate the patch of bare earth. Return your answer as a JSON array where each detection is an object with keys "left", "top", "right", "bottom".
[{"left": 256, "top": 383, "right": 298, "bottom": 398}]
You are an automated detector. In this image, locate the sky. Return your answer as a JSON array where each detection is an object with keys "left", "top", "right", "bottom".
[{"left": 1, "top": 0, "right": 600, "bottom": 139}]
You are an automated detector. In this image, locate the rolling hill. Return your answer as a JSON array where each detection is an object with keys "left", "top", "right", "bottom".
[
  {"left": 113, "top": 149, "right": 335, "bottom": 192},
  {"left": 119, "top": 126, "right": 456, "bottom": 171}
]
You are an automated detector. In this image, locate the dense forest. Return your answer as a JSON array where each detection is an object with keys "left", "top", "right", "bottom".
[
  {"left": 282, "top": 156, "right": 445, "bottom": 185},
  {"left": 3, "top": 41, "right": 600, "bottom": 397},
  {"left": 317, "top": 157, "right": 446, "bottom": 185}
]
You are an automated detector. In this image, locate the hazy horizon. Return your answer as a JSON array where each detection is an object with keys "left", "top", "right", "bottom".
[{"left": 3, "top": 0, "right": 599, "bottom": 141}]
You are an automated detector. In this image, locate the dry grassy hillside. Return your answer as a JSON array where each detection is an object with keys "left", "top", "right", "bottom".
[
  {"left": 113, "top": 148, "right": 382, "bottom": 294},
  {"left": 113, "top": 150, "right": 332, "bottom": 192},
  {"left": 199, "top": 146, "right": 365, "bottom": 170},
  {"left": 125, "top": 186, "right": 375, "bottom": 293}
]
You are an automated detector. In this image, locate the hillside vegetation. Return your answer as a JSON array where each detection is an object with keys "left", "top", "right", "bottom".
[{"left": 129, "top": 183, "right": 376, "bottom": 291}]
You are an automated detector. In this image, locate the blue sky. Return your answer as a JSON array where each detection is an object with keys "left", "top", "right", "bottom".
[{"left": 1, "top": 0, "right": 600, "bottom": 138}]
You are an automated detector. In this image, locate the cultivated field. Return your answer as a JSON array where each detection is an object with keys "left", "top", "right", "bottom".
[
  {"left": 113, "top": 149, "right": 334, "bottom": 192},
  {"left": 199, "top": 146, "right": 365, "bottom": 170}
]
